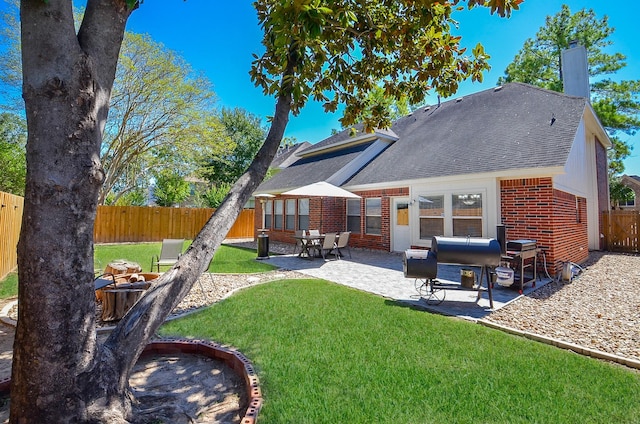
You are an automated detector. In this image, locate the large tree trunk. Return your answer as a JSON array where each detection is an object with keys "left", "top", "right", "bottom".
[
  {"left": 12, "top": 1, "right": 131, "bottom": 421},
  {"left": 12, "top": 1, "right": 294, "bottom": 422}
]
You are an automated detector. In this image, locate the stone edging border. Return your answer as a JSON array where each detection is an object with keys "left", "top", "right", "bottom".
[
  {"left": 478, "top": 318, "right": 640, "bottom": 370},
  {"left": 0, "top": 338, "right": 263, "bottom": 424},
  {"left": 142, "top": 338, "right": 263, "bottom": 424}
]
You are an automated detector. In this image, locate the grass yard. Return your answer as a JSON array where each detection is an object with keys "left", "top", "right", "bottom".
[
  {"left": 161, "top": 279, "right": 640, "bottom": 424},
  {"left": 0, "top": 242, "right": 276, "bottom": 298},
  {"left": 94, "top": 242, "right": 276, "bottom": 274},
  {"left": 0, "top": 273, "right": 17, "bottom": 300}
]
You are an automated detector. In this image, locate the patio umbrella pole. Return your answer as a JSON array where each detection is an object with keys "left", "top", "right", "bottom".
[{"left": 320, "top": 197, "right": 323, "bottom": 233}]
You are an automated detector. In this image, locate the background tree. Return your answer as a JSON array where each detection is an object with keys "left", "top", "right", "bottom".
[
  {"left": 13, "top": 0, "right": 519, "bottom": 421},
  {"left": 152, "top": 169, "right": 191, "bottom": 207},
  {"left": 351, "top": 85, "right": 418, "bottom": 125},
  {"left": 197, "top": 107, "right": 265, "bottom": 207},
  {"left": 0, "top": 112, "right": 26, "bottom": 195},
  {"left": 498, "top": 4, "right": 640, "bottom": 201},
  {"left": 104, "top": 188, "right": 147, "bottom": 206},
  {"left": 200, "top": 182, "right": 232, "bottom": 208},
  {"left": 609, "top": 177, "right": 634, "bottom": 208},
  {"left": 100, "top": 31, "right": 221, "bottom": 205},
  {"left": 200, "top": 107, "right": 266, "bottom": 185},
  {"left": 0, "top": 5, "right": 224, "bottom": 205}
]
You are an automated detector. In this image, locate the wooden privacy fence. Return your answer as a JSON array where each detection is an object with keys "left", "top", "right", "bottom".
[
  {"left": 601, "top": 210, "right": 640, "bottom": 253},
  {"left": 0, "top": 192, "right": 24, "bottom": 280},
  {"left": 94, "top": 205, "right": 255, "bottom": 243},
  {"left": 1, "top": 199, "right": 254, "bottom": 280}
]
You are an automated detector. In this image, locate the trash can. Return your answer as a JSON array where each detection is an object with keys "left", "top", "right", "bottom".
[{"left": 257, "top": 229, "right": 269, "bottom": 259}]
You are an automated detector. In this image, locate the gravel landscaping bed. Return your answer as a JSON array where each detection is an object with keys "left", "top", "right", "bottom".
[
  {"left": 485, "top": 251, "right": 640, "bottom": 363},
  {"left": 167, "top": 269, "right": 308, "bottom": 319}
]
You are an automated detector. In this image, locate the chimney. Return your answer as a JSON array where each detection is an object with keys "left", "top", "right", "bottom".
[{"left": 561, "top": 41, "right": 590, "bottom": 101}]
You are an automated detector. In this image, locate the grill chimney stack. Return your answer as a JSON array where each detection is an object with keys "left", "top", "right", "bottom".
[{"left": 561, "top": 41, "right": 590, "bottom": 102}]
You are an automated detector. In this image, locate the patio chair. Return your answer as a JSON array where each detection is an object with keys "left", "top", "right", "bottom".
[
  {"left": 335, "top": 231, "right": 352, "bottom": 259},
  {"left": 314, "top": 232, "right": 338, "bottom": 260},
  {"left": 308, "top": 229, "right": 322, "bottom": 247},
  {"left": 150, "top": 239, "right": 185, "bottom": 272}
]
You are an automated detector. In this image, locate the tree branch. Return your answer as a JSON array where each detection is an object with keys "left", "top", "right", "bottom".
[{"left": 92, "top": 47, "right": 298, "bottom": 399}]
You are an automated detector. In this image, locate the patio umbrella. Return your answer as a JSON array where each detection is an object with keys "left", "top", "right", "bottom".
[
  {"left": 282, "top": 181, "right": 360, "bottom": 231},
  {"left": 281, "top": 181, "right": 361, "bottom": 199}
]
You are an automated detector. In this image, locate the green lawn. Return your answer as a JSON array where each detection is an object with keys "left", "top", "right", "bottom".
[
  {"left": 0, "top": 242, "right": 277, "bottom": 298},
  {"left": 161, "top": 279, "right": 640, "bottom": 424},
  {"left": 0, "top": 272, "right": 17, "bottom": 300},
  {"left": 94, "top": 241, "right": 276, "bottom": 273}
]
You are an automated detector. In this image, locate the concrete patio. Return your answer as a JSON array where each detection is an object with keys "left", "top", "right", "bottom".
[{"left": 259, "top": 247, "right": 552, "bottom": 321}]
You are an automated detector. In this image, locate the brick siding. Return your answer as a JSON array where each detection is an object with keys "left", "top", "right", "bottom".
[
  {"left": 258, "top": 179, "right": 590, "bottom": 275},
  {"left": 500, "top": 177, "right": 588, "bottom": 275},
  {"left": 257, "top": 187, "right": 409, "bottom": 251}
]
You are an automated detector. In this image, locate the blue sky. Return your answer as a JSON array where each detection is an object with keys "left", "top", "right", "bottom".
[
  {"left": 124, "top": 1, "right": 640, "bottom": 174},
  {"left": 3, "top": 1, "right": 638, "bottom": 174}
]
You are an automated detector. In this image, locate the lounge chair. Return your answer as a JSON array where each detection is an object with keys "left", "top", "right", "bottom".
[
  {"left": 335, "top": 231, "right": 352, "bottom": 258},
  {"left": 151, "top": 239, "right": 185, "bottom": 272},
  {"left": 315, "top": 232, "right": 338, "bottom": 260}
]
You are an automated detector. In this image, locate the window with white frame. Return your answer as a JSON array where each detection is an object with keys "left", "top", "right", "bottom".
[
  {"left": 264, "top": 200, "right": 272, "bottom": 229},
  {"left": 298, "top": 198, "right": 309, "bottom": 230},
  {"left": 365, "top": 198, "right": 381, "bottom": 235},
  {"left": 419, "top": 195, "right": 444, "bottom": 240},
  {"left": 346, "top": 198, "right": 361, "bottom": 234},
  {"left": 285, "top": 199, "right": 296, "bottom": 230},
  {"left": 274, "top": 199, "right": 283, "bottom": 230},
  {"left": 452, "top": 193, "right": 483, "bottom": 237},
  {"left": 621, "top": 193, "right": 636, "bottom": 207}
]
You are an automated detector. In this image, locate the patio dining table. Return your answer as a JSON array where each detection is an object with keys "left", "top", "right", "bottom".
[{"left": 292, "top": 234, "right": 325, "bottom": 259}]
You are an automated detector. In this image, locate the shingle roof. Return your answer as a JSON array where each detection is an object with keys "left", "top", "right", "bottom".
[
  {"left": 258, "top": 141, "right": 374, "bottom": 192},
  {"left": 258, "top": 83, "right": 588, "bottom": 192},
  {"left": 270, "top": 141, "right": 312, "bottom": 169},
  {"left": 621, "top": 175, "right": 640, "bottom": 190}
]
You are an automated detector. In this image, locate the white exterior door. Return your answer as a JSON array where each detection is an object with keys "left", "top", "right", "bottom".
[{"left": 392, "top": 197, "right": 411, "bottom": 252}]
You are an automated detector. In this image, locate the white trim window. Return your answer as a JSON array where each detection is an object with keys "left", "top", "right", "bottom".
[
  {"left": 298, "top": 198, "right": 310, "bottom": 230},
  {"left": 365, "top": 198, "right": 381, "bottom": 235},
  {"left": 274, "top": 199, "right": 283, "bottom": 230},
  {"left": 264, "top": 200, "right": 273, "bottom": 229},
  {"left": 419, "top": 195, "right": 444, "bottom": 240},
  {"left": 620, "top": 193, "right": 636, "bottom": 208},
  {"left": 285, "top": 199, "right": 296, "bottom": 230},
  {"left": 346, "top": 198, "right": 361, "bottom": 234},
  {"left": 452, "top": 193, "right": 483, "bottom": 237}
]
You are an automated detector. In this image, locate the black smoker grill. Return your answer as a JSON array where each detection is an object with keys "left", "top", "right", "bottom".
[{"left": 404, "top": 236, "right": 501, "bottom": 308}]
